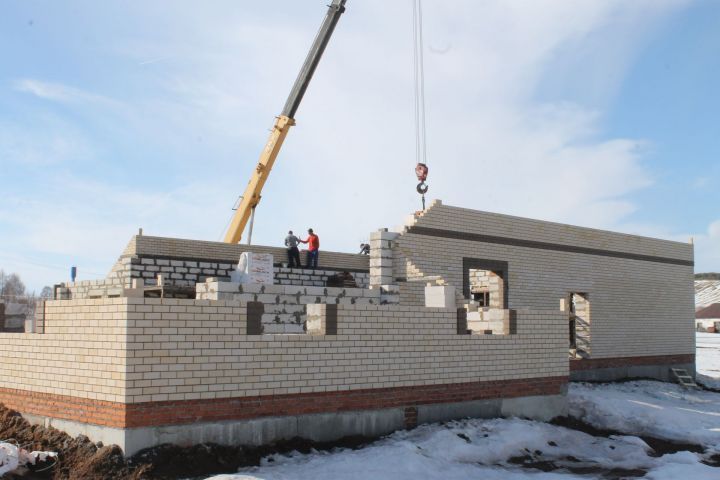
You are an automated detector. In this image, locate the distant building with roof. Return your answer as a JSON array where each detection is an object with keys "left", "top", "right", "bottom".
[
  {"left": 696, "top": 280, "right": 720, "bottom": 311},
  {"left": 696, "top": 303, "right": 720, "bottom": 332},
  {"left": 0, "top": 301, "right": 28, "bottom": 332}
]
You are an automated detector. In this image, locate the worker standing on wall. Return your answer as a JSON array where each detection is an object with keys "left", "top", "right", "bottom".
[
  {"left": 284, "top": 230, "right": 301, "bottom": 268},
  {"left": 299, "top": 228, "right": 320, "bottom": 269}
]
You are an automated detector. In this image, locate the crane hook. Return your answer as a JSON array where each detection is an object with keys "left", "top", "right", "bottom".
[{"left": 415, "top": 163, "right": 429, "bottom": 210}]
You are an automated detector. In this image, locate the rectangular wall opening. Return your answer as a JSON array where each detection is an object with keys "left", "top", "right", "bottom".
[
  {"left": 461, "top": 258, "right": 513, "bottom": 335},
  {"left": 469, "top": 269, "right": 504, "bottom": 308},
  {"left": 568, "top": 293, "right": 590, "bottom": 358}
]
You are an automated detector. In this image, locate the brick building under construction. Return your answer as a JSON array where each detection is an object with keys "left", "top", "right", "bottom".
[{"left": 0, "top": 200, "right": 695, "bottom": 455}]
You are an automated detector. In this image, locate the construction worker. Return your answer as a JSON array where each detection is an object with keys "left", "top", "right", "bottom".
[
  {"left": 284, "top": 230, "right": 301, "bottom": 268},
  {"left": 299, "top": 228, "right": 320, "bottom": 269}
]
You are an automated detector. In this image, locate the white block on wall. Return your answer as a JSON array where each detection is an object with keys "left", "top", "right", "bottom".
[{"left": 425, "top": 285, "right": 456, "bottom": 309}]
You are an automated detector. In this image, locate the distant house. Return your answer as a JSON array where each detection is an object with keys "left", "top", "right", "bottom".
[
  {"left": 696, "top": 303, "right": 720, "bottom": 332},
  {"left": 0, "top": 301, "right": 28, "bottom": 332}
]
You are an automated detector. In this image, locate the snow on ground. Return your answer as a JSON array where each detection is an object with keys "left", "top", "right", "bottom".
[
  {"left": 206, "top": 415, "right": 718, "bottom": 480},
  {"left": 569, "top": 381, "right": 720, "bottom": 451},
  {"left": 206, "top": 336, "right": 720, "bottom": 479},
  {"left": 697, "top": 332, "right": 720, "bottom": 389}
]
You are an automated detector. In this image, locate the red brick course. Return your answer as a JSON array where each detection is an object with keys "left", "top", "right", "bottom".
[
  {"left": 0, "top": 376, "right": 567, "bottom": 429},
  {"left": 0, "top": 388, "right": 126, "bottom": 428},
  {"left": 569, "top": 354, "right": 695, "bottom": 371}
]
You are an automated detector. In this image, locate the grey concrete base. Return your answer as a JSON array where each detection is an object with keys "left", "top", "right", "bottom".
[
  {"left": 418, "top": 394, "right": 567, "bottom": 425},
  {"left": 570, "top": 362, "right": 696, "bottom": 383},
  {"left": 418, "top": 398, "right": 501, "bottom": 424},
  {"left": 22, "top": 413, "right": 126, "bottom": 448},
  {"left": 17, "top": 392, "right": 567, "bottom": 457},
  {"left": 125, "top": 408, "right": 406, "bottom": 456}
]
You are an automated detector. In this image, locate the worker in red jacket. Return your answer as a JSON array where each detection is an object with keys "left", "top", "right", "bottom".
[{"left": 299, "top": 228, "right": 320, "bottom": 269}]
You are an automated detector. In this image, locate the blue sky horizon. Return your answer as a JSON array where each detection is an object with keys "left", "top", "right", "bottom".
[{"left": 1, "top": 0, "right": 718, "bottom": 293}]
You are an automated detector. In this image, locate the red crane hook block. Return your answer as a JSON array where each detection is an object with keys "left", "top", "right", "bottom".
[{"left": 415, "top": 163, "right": 428, "bottom": 182}]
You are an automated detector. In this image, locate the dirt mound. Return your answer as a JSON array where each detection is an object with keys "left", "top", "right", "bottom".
[
  {"left": 128, "top": 435, "right": 369, "bottom": 479},
  {"left": 0, "top": 403, "right": 371, "bottom": 479},
  {"left": 0, "top": 404, "right": 131, "bottom": 479}
]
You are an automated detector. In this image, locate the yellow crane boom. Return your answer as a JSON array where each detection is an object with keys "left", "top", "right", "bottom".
[{"left": 223, "top": 0, "right": 347, "bottom": 244}]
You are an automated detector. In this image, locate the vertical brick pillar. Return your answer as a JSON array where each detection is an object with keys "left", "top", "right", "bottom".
[
  {"left": 404, "top": 406, "right": 418, "bottom": 429},
  {"left": 369, "top": 229, "right": 399, "bottom": 288}
]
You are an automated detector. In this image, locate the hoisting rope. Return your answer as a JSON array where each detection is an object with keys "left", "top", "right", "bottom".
[{"left": 412, "top": 0, "right": 429, "bottom": 210}]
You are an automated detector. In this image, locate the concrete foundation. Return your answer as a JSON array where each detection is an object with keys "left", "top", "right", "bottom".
[
  {"left": 417, "top": 394, "right": 567, "bottom": 425},
  {"left": 22, "top": 413, "right": 127, "bottom": 449},
  {"left": 19, "top": 393, "right": 566, "bottom": 457},
  {"left": 570, "top": 362, "right": 696, "bottom": 383},
  {"left": 123, "top": 409, "right": 408, "bottom": 456}
]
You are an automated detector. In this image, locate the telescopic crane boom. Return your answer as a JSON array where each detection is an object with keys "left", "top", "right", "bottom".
[{"left": 223, "top": 0, "right": 347, "bottom": 244}]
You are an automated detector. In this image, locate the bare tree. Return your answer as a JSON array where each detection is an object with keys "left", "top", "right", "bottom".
[
  {"left": 0, "top": 270, "right": 26, "bottom": 298},
  {"left": 40, "top": 286, "right": 53, "bottom": 299}
]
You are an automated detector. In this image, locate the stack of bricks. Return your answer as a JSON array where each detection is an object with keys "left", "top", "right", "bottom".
[{"left": 465, "top": 305, "right": 511, "bottom": 335}]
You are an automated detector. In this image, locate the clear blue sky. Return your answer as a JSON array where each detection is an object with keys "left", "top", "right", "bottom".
[
  {"left": 605, "top": 0, "right": 720, "bottom": 233},
  {"left": 0, "top": 0, "right": 718, "bottom": 292}
]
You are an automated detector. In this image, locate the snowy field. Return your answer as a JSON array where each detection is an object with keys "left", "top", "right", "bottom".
[
  {"left": 697, "top": 332, "right": 720, "bottom": 389},
  {"left": 206, "top": 335, "right": 720, "bottom": 480}
]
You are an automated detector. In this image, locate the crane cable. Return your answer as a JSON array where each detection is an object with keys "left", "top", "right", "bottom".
[{"left": 412, "top": 0, "right": 429, "bottom": 210}]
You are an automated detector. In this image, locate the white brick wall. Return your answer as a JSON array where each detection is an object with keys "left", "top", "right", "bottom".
[
  {"left": 394, "top": 202, "right": 695, "bottom": 359},
  {"left": 0, "top": 296, "right": 566, "bottom": 404},
  {"left": 123, "top": 299, "right": 567, "bottom": 402},
  {"left": 0, "top": 298, "right": 128, "bottom": 402}
]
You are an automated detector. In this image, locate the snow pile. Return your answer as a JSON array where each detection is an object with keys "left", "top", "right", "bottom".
[
  {"left": 697, "top": 332, "right": 720, "bottom": 389},
  {"left": 207, "top": 417, "right": 718, "bottom": 480},
  {"left": 569, "top": 381, "right": 720, "bottom": 451}
]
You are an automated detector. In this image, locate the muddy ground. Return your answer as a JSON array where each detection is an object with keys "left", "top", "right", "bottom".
[{"left": 0, "top": 404, "right": 369, "bottom": 480}]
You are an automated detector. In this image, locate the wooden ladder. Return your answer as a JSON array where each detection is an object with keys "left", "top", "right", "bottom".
[{"left": 671, "top": 368, "right": 699, "bottom": 389}]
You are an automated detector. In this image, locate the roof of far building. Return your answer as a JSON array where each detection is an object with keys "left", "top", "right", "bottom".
[
  {"left": 696, "top": 303, "right": 720, "bottom": 319},
  {"left": 695, "top": 280, "right": 720, "bottom": 310}
]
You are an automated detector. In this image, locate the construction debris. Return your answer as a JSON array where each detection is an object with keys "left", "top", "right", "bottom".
[{"left": 0, "top": 440, "right": 57, "bottom": 476}]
